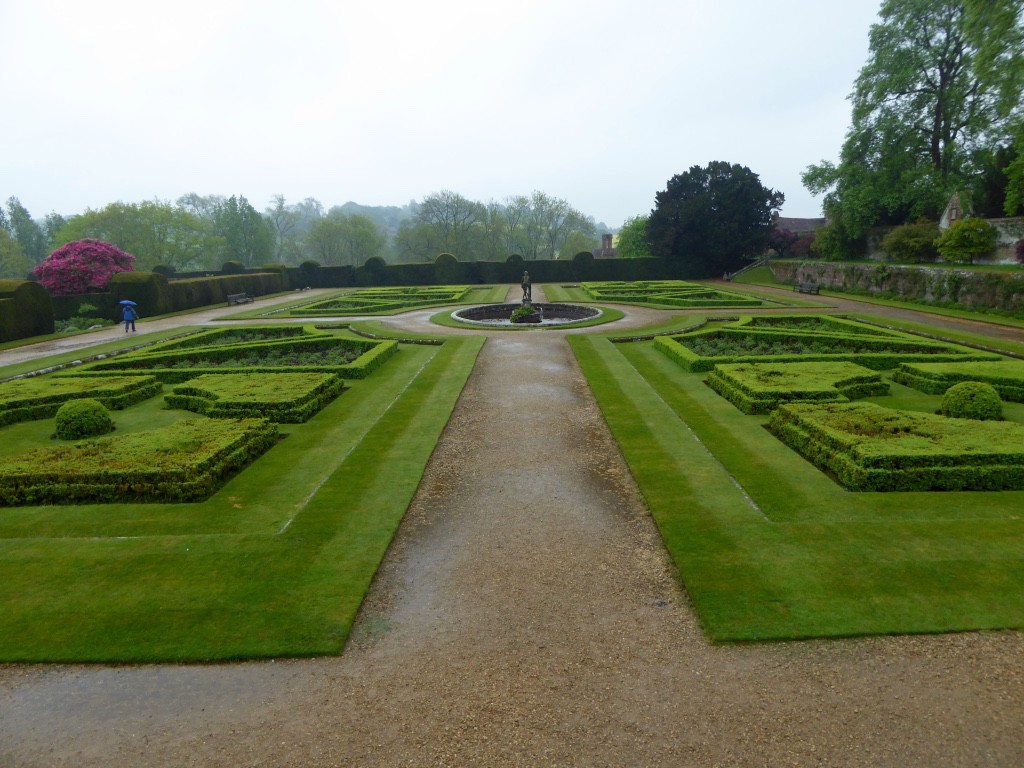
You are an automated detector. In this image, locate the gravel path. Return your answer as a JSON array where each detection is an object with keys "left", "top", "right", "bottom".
[{"left": 2, "top": 286, "right": 1024, "bottom": 766}]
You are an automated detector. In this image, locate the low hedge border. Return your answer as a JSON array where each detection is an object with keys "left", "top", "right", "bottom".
[
  {"left": 768, "top": 402, "right": 1024, "bottom": 491},
  {"left": 78, "top": 337, "right": 398, "bottom": 380},
  {"left": 0, "top": 375, "right": 162, "bottom": 427},
  {"left": 166, "top": 373, "right": 346, "bottom": 423},
  {"left": 705, "top": 362, "right": 888, "bottom": 415},
  {"left": 892, "top": 361, "right": 1024, "bottom": 401},
  {"left": 0, "top": 418, "right": 278, "bottom": 505}
]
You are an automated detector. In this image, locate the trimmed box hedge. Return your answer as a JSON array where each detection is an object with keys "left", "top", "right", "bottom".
[
  {"left": 768, "top": 402, "right": 1024, "bottom": 491},
  {"left": 655, "top": 326, "right": 999, "bottom": 372},
  {"left": 0, "top": 417, "right": 278, "bottom": 505},
  {"left": 892, "top": 360, "right": 1024, "bottom": 402},
  {"left": 166, "top": 372, "right": 345, "bottom": 422},
  {"left": 580, "top": 280, "right": 765, "bottom": 308},
  {"left": 291, "top": 286, "right": 473, "bottom": 316},
  {"left": 706, "top": 361, "right": 888, "bottom": 414},
  {"left": 78, "top": 336, "right": 399, "bottom": 382},
  {"left": 0, "top": 375, "right": 162, "bottom": 427}
]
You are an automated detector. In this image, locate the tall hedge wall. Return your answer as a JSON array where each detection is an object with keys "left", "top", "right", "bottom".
[{"left": 0, "top": 280, "right": 55, "bottom": 342}]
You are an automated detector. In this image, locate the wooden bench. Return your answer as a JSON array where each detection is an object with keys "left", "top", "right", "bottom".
[
  {"left": 794, "top": 282, "right": 820, "bottom": 295},
  {"left": 227, "top": 292, "right": 254, "bottom": 305}
]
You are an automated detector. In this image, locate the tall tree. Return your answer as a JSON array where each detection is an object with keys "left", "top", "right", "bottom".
[
  {"left": 0, "top": 228, "right": 33, "bottom": 279},
  {"left": 647, "top": 162, "right": 784, "bottom": 277},
  {"left": 55, "top": 201, "right": 221, "bottom": 271},
  {"left": 211, "top": 196, "right": 275, "bottom": 267},
  {"left": 5, "top": 198, "right": 47, "bottom": 265},
  {"left": 306, "top": 211, "right": 385, "bottom": 266},
  {"left": 803, "top": 0, "right": 1024, "bottom": 254},
  {"left": 616, "top": 215, "right": 653, "bottom": 259}
]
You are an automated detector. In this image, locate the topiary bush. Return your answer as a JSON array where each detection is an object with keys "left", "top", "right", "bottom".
[
  {"left": 940, "top": 381, "right": 1003, "bottom": 421},
  {"left": 54, "top": 398, "right": 115, "bottom": 440}
]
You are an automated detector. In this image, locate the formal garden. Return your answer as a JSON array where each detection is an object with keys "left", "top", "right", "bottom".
[
  {"left": 1, "top": 279, "right": 1024, "bottom": 658},
  {"left": 0, "top": 320, "right": 482, "bottom": 661},
  {"left": 570, "top": 308, "right": 1024, "bottom": 642}
]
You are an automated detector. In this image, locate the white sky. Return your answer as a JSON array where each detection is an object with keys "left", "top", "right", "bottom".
[{"left": 1, "top": 0, "right": 882, "bottom": 227}]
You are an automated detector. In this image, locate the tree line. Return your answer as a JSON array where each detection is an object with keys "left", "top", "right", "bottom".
[
  {"left": 0, "top": 190, "right": 610, "bottom": 279},
  {"left": 802, "top": 0, "right": 1024, "bottom": 258}
]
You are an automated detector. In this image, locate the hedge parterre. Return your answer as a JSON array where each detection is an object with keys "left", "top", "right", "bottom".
[
  {"left": 0, "top": 375, "right": 162, "bottom": 427},
  {"left": 706, "top": 361, "right": 889, "bottom": 415},
  {"left": 768, "top": 401, "right": 1024, "bottom": 491},
  {"left": 166, "top": 372, "right": 346, "bottom": 423},
  {"left": 581, "top": 280, "right": 765, "bottom": 308},
  {"left": 655, "top": 320, "right": 998, "bottom": 372},
  {"left": 0, "top": 417, "right": 278, "bottom": 505},
  {"left": 291, "top": 286, "right": 474, "bottom": 316},
  {"left": 892, "top": 360, "right": 1024, "bottom": 401}
]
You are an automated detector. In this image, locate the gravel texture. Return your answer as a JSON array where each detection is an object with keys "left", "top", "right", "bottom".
[{"left": 2, "top": 285, "right": 1023, "bottom": 766}]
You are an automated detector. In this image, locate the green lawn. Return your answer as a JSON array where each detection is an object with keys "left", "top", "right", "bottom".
[
  {"left": 0, "top": 329, "right": 483, "bottom": 661},
  {"left": 570, "top": 331, "right": 1024, "bottom": 642}
]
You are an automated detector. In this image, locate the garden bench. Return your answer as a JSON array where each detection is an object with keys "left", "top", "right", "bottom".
[
  {"left": 794, "top": 282, "right": 820, "bottom": 294},
  {"left": 227, "top": 292, "right": 254, "bottom": 305}
]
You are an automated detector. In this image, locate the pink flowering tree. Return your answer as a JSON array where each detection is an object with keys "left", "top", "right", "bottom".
[{"left": 33, "top": 239, "right": 135, "bottom": 296}]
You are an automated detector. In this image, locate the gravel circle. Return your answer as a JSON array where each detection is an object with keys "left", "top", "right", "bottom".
[{"left": 2, "top": 285, "right": 1023, "bottom": 766}]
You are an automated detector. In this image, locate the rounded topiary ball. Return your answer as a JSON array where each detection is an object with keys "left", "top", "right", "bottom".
[
  {"left": 939, "top": 381, "right": 1003, "bottom": 421},
  {"left": 54, "top": 398, "right": 114, "bottom": 440}
]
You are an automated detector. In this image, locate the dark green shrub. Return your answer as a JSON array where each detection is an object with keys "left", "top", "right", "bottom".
[
  {"left": 935, "top": 218, "right": 998, "bottom": 264},
  {"left": 152, "top": 264, "right": 176, "bottom": 277},
  {"left": 881, "top": 218, "right": 939, "bottom": 262},
  {"left": 940, "top": 381, "right": 1003, "bottom": 420},
  {"left": 107, "top": 271, "right": 171, "bottom": 315},
  {"left": 221, "top": 260, "right": 246, "bottom": 274},
  {"left": 0, "top": 279, "right": 55, "bottom": 341},
  {"left": 54, "top": 399, "right": 114, "bottom": 440}
]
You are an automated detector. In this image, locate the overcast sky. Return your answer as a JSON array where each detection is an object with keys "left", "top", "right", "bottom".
[{"left": 2, "top": 0, "right": 883, "bottom": 228}]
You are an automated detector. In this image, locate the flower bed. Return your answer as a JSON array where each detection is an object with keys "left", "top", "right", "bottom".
[{"left": 292, "top": 287, "right": 473, "bottom": 315}]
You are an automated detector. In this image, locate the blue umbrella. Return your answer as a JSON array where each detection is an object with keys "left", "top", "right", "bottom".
[{"left": 118, "top": 300, "right": 137, "bottom": 306}]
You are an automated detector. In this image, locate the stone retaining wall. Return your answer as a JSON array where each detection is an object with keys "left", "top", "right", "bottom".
[{"left": 771, "top": 261, "right": 1024, "bottom": 313}]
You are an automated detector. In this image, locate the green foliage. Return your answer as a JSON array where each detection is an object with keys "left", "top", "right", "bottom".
[
  {"left": 53, "top": 398, "right": 114, "bottom": 440},
  {"left": 769, "top": 401, "right": 1024, "bottom": 491},
  {"left": 940, "top": 381, "right": 1004, "bottom": 420},
  {"left": 706, "top": 361, "right": 888, "bottom": 414},
  {"left": 306, "top": 211, "right": 386, "bottom": 266},
  {"left": 934, "top": 217, "right": 998, "bottom": 263},
  {"left": 647, "top": 161, "right": 784, "bottom": 277},
  {"left": 881, "top": 218, "right": 940, "bottom": 262},
  {"left": 166, "top": 373, "right": 346, "bottom": 423},
  {"left": 1, "top": 417, "right": 277, "bottom": 504},
  {"left": 616, "top": 215, "right": 652, "bottom": 259},
  {"left": 0, "top": 375, "right": 162, "bottom": 427},
  {"left": 0, "top": 279, "right": 55, "bottom": 341},
  {"left": 809, "top": 222, "right": 865, "bottom": 261},
  {"left": 53, "top": 200, "right": 223, "bottom": 272},
  {"left": 581, "top": 280, "right": 764, "bottom": 308},
  {"left": 893, "top": 360, "right": 1024, "bottom": 401},
  {"left": 804, "top": 0, "right": 1024, "bottom": 240}
]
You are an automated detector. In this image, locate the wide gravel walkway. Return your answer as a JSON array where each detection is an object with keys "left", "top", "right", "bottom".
[{"left": 2, "top": 286, "right": 1023, "bottom": 766}]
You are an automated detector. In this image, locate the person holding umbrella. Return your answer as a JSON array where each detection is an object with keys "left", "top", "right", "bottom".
[{"left": 120, "top": 300, "right": 139, "bottom": 333}]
